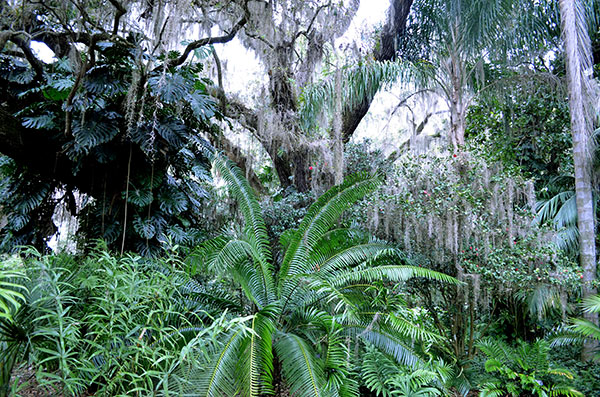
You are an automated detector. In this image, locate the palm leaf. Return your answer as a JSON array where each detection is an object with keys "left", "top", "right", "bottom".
[
  {"left": 571, "top": 318, "right": 600, "bottom": 342},
  {"left": 195, "top": 326, "right": 248, "bottom": 397},
  {"left": 582, "top": 294, "right": 600, "bottom": 313},
  {"left": 0, "top": 268, "right": 28, "bottom": 319},
  {"left": 279, "top": 173, "right": 381, "bottom": 293},
  {"left": 239, "top": 305, "right": 278, "bottom": 396},
  {"left": 204, "top": 148, "right": 275, "bottom": 305},
  {"left": 274, "top": 331, "right": 326, "bottom": 397},
  {"left": 328, "top": 265, "right": 460, "bottom": 288},
  {"left": 344, "top": 325, "right": 422, "bottom": 367}
]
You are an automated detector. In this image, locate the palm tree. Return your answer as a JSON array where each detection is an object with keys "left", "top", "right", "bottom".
[
  {"left": 169, "top": 150, "right": 457, "bottom": 396},
  {"left": 559, "top": 0, "right": 599, "bottom": 361},
  {"left": 300, "top": 0, "right": 549, "bottom": 152}
]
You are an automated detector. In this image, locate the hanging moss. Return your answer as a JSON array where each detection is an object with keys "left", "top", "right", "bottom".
[{"left": 350, "top": 150, "right": 580, "bottom": 318}]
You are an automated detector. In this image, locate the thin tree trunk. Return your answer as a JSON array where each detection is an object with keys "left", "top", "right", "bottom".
[
  {"left": 559, "top": 0, "right": 599, "bottom": 361},
  {"left": 332, "top": 66, "right": 344, "bottom": 186},
  {"left": 449, "top": 53, "right": 465, "bottom": 149}
]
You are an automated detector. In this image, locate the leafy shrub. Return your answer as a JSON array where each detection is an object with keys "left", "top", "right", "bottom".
[
  {"left": 476, "top": 338, "right": 582, "bottom": 396},
  {"left": 0, "top": 245, "right": 237, "bottom": 396}
]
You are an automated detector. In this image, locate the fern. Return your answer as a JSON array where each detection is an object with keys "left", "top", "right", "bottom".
[{"left": 476, "top": 338, "right": 581, "bottom": 396}]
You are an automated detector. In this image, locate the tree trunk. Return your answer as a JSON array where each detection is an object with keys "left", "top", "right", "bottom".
[
  {"left": 341, "top": 0, "right": 414, "bottom": 142},
  {"left": 449, "top": 52, "right": 465, "bottom": 149},
  {"left": 559, "top": 0, "right": 598, "bottom": 361},
  {"left": 332, "top": 66, "right": 344, "bottom": 186}
]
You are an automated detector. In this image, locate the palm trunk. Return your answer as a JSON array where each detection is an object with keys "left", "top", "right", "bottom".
[
  {"left": 559, "top": 0, "right": 598, "bottom": 361},
  {"left": 449, "top": 45, "right": 466, "bottom": 149},
  {"left": 332, "top": 66, "right": 344, "bottom": 186}
]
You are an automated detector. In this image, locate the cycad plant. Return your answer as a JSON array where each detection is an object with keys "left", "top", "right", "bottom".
[{"left": 174, "top": 151, "right": 457, "bottom": 396}]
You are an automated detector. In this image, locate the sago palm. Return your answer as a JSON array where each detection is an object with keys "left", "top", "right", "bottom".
[{"left": 170, "top": 149, "right": 457, "bottom": 396}]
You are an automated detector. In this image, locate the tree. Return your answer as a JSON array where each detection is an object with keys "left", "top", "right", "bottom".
[
  {"left": 0, "top": 0, "right": 253, "bottom": 253},
  {"left": 171, "top": 151, "right": 457, "bottom": 396},
  {"left": 0, "top": 0, "right": 416, "bottom": 249},
  {"left": 559, "top": 0, "right": 599, "bottom": 361},
  {"left": 214, "top": 0, "right": 414, "bottom": 192},
  {"left": 393, "top": 0, "right": 551, "bottom": 150}
]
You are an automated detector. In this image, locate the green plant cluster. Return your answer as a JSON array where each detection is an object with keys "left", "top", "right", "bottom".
[
  {"left": 475, "top": 339, "right": 582, "bottom": 397},
  {"left": 0, "top": 244, "right": 243, "bottom": 396},
  {"left": 0, "top": 38, "right": 218, "bottom": 255}
]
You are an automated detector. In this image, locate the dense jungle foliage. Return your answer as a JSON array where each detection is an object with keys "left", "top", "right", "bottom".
[{"left": 1, "top": 0, "right": 600, "bottom": 396}]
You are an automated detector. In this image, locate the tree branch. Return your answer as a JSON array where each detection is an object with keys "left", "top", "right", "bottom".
[
  {"left": 294, "top": 2, "right": 331, "bottom": 42},
  {"left": 341, "top": 0, "right": 414, "bottom": 142},
  {"left": 166, "top": 2, "right": 250, "bottom": 68},
  {"left": 108, "top": 0, "right": 127, "bottom": 36},
  {"left": 7, "top": 33, "right": 45, "bottom": 81}
]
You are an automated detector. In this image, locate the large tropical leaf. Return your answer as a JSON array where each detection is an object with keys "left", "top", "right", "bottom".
[
  {"left": 279, "top": 173, "right": 381, "bottom": 294},
  {"left": 204, "top": 149, "right": 275, "bottom": 305},
  {"left": 274, "top": 331, "right": 327, "bottom": 397}
]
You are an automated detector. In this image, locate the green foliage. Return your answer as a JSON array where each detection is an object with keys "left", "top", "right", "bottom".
[
  {"left": 0, "top": 258, "right": 26, "bottom": 320},
  {"left": 0, "top": 34, "right": 218, "bottom": 254},
  {"left": 299, "top": 60, "right": 417, "bottom": 134},
  {"left": 0, "top": 245, "right": 242, "bottom": 396},
  {"left": 551, "top": 295, "right": 600, "bottom": 361},
  {"left": 345, "top": 139, "right": 394, "bottom": 177},
  {"left": 476, "top": 338, "right": 582, "bottom": 396},
  {"left": 466, "top": 76, "right": 572, "bottom": 193},
  {"left": 262, "top": 190, "right": 314, "bottom": 244},
  {"left": 181, "top": 152, "right": 457, "bottom": 396},
  {"left": 360, "top": 343, "right": 449, "bottom": 397}
]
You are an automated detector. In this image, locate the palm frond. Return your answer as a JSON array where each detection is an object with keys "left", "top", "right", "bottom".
[
  {"left": 582, "top": 294, "right": 600, "bottom": 313},
  {"left": 299, "top": 61, "right": 421, "bottom": 133},
  {"left": 279, "top": 173, "right": 381, "bottom": 292},
  {"left": 274, "top": 331, "right": 326, "bottom": 397},
  {"left": 534, "top": 190, "right": 580, "bottom": 252},
  {"left": 194, "top": 236, "right": 254, "bottom": 274},
  {"left": 195, "top": 326, "right": 248, "bottom": 397},
  {"left": 519, "top": 284, "right": 563, "bottom": 320},
  {"left": 328, "top": 265, "right": 460, "bottom": 288},
  {"left": 571, "top": 318, "right": 600, "bottom": 341},
  {"left": 313, "top": 243, "right": 396, "bottom": 276},
  {"left": 479, "top": 383, "right": 505, "bottom": 397},
  {"left": 534, "top": 191, "right": 575, "bottom": 226},
  {"left": 204, "top": 149, "right": 275, "bottom": 304},
  {"left": 238, "top": 306, "right": 277, "bottom": 396},
  {"left": 548, "top": 331, "right": 584, "bottom": 348},
  {"left": 342, "top": 323, "right": 422, "bottom": 368},
  {"left": 0, "top": 268, "right": 28, "bottom": 319},
  {"left": 475, "top": 338, "right": 513, "bottom": 364},
  {"left": 548, "top": 386, "right": 585, "bottom": 397}
]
